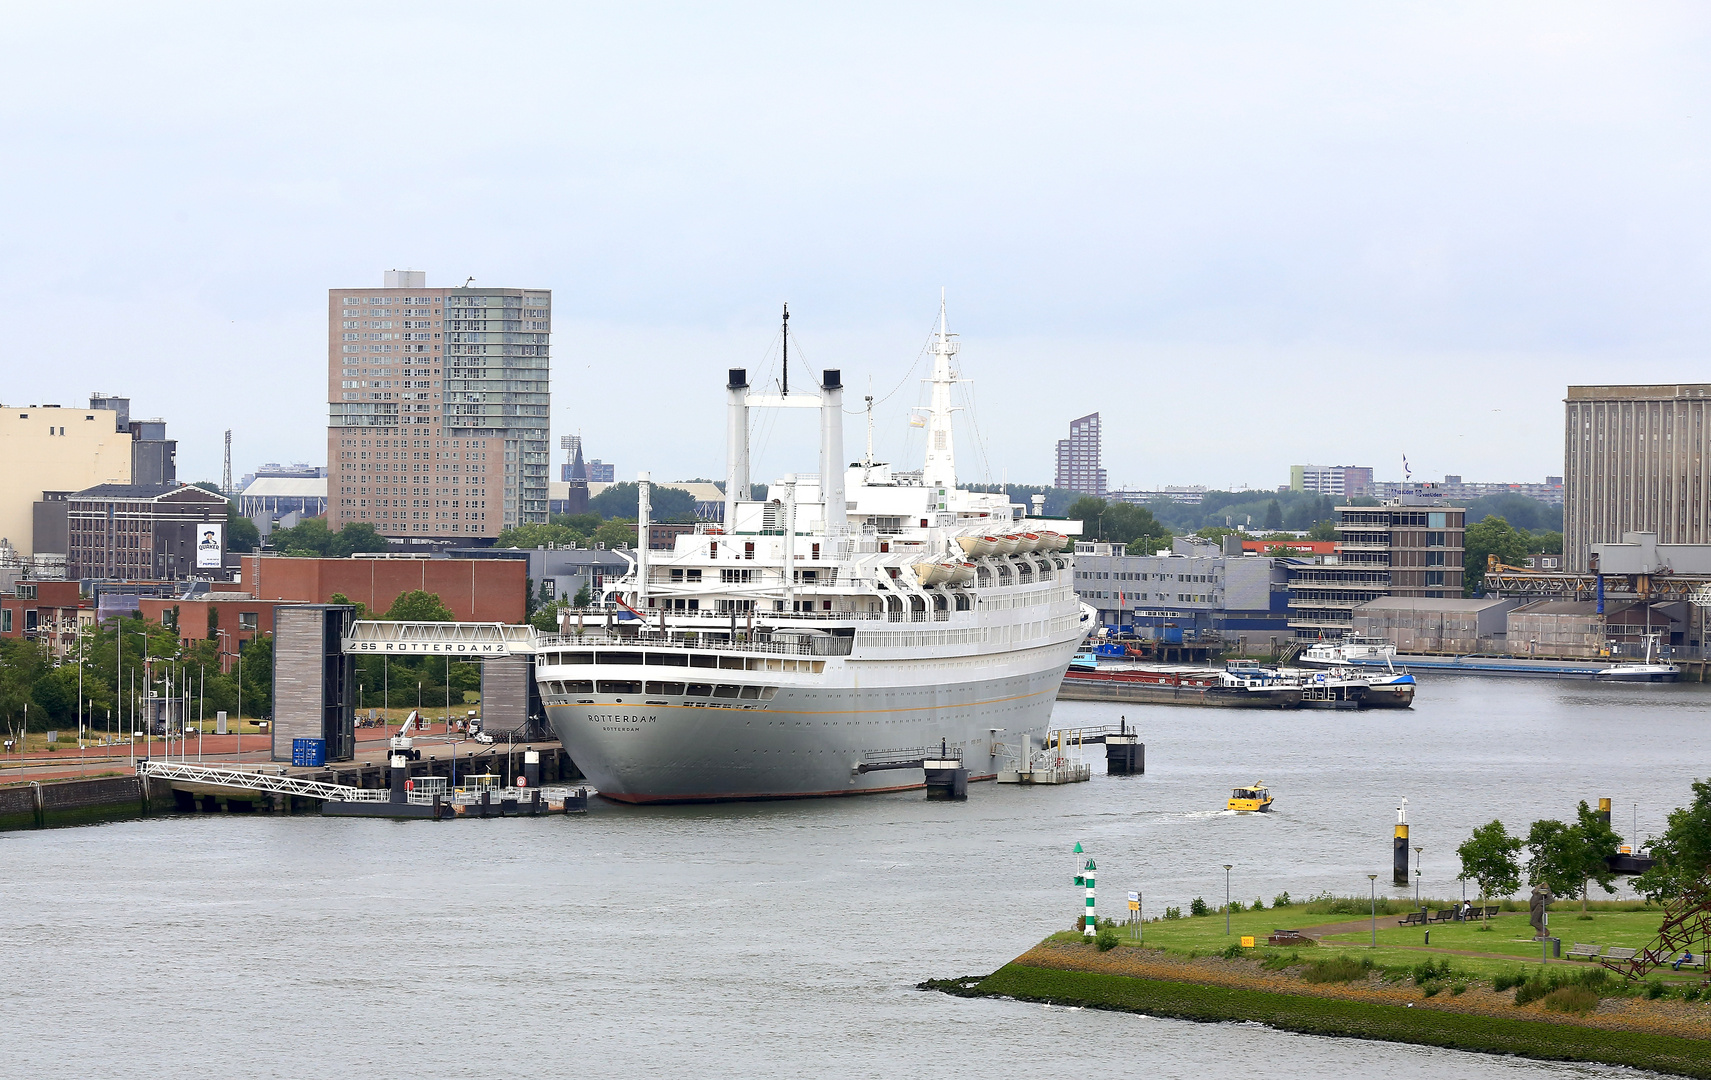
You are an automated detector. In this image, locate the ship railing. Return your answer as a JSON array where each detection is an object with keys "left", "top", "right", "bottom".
[{"left": 535, "top": 631, "right": 855, "bottom": 657}]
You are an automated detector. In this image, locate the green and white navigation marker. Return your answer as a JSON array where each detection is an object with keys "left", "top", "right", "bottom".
[{"left": 1073, "top": 842, "right": 1096, "bottom": 937}]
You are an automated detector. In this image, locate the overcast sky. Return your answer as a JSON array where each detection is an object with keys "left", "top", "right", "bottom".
[{"left": 2, "top": 3, "right": 1706, "bottom": 493}]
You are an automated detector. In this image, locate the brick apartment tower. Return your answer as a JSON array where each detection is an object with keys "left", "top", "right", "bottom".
[
  {"left": 327, "top": 271, "right": 551, "bottom": 541},
  {"left": 1054, "top": 412, "right": 1107, "bottom": 497}
]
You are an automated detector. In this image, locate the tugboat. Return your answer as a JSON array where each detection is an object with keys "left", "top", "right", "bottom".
[{"left": 1227, "top": 781, "right": 1273, "bottom": 813}]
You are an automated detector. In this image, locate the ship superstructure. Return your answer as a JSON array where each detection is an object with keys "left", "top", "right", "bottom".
[{"left": 535, "top": 302, "right": 1090, "bottom": 802}]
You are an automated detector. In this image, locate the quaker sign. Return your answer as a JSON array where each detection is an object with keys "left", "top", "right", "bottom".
[{"left": 344, "top": 639, "right": 511, "bottom": 656}]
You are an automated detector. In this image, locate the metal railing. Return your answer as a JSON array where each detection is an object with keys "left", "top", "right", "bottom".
[
  {"left": 137, "top": 760, "right": 390, "bottom": 801},
  {"left": 535, "top": 631, "right": 854, "bottom": 657}
]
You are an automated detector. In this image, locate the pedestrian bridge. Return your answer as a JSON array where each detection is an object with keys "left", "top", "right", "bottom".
[{"left": 341, "top": 620, "right": 543, "bottom": 656}]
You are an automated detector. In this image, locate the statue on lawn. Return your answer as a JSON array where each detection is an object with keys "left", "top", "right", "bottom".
[{"left": 1528, "top": 883, "right": 1554, "bottom": 938}]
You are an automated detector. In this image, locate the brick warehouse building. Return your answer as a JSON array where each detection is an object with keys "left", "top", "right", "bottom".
[
  {"left": 67, "top": 483, "right": 230, "bottom": 581},
  {"left": 326, "top": 269, "right": 551, "bottom": 542},
  {"left": 239, "top": 554, "right": 527, "bottom": 624}
]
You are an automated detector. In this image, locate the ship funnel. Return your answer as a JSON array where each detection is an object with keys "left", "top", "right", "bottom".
[
  {"left": 821, "top": 369, "right": 846, "bottom": 533},
  {"left": 726, "top": 369, "right": 750, "bottom": 525}
]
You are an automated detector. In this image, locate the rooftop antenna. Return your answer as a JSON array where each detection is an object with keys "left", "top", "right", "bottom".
[
  {"left": 781, "top": 302, "right": 790, "bottom": 396},
  {"left": 462, "top": 276, "right": 474, "bottom": 288},
  {"left": 221, "top": 430, "right": 232, "bottom": 497}
]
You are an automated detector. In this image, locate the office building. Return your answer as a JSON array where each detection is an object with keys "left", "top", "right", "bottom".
[
  {"left": 1110, "top": 486, "right": 1207, "bottom": 505},
  {"left": 1054, "top": 412, "right": 1107, "bottom": 497},
  {"left": 455, "top": 545, "right": 630, "bottom": 608},
  {"left": 1564, "top": 384, "right": 1711, "bottom": 571},
  {"left": 66, "top": 483, "right": 231, "bottom": 581},
  {"left": 1367, "top": 476, "right": 1564, "bottom": 505},
  {"left": 1289, "top": 464, "right": 1373, "bottom": 498},
  {"left": 327, "top": 270, "right": 551, "bottom": 542},
  {"left": 1287, "top": 496, "right": 1465, "bottom": 637},
  {"left": 587, "top": 459, "right": 615, "bottom": 484},
  {"left": 1070, "top": 536, "right": 1290, "bottom": 646}
]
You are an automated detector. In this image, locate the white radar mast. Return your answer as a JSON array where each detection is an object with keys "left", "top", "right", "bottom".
[{"left": 919, "top": 290, "right": 961, "bottom": 489}]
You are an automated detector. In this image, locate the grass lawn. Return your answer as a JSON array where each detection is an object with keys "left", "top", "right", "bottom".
[
  {"left": 1066, "top": 902, "right": 1698, "bottom": 984},
  {"left": 1319, "top": 910, "right": 1674, "bottom": 960}
]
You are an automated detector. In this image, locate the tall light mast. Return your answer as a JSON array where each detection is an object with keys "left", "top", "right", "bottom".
[{"left": 919, "top": 291, "right": 960, "bottom": 490}]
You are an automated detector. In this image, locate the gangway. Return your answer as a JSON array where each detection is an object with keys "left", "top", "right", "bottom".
[{"left": 137, "top": 760, "right": 393, "bottom": 802}]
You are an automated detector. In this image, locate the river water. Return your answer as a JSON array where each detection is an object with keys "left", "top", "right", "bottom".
[{"left": 3, "top": 676, "right": 1706, "bottom": 1078}]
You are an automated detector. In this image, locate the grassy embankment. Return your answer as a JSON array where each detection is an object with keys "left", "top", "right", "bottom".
[{"left": 925, "top": 897, "right": 1711, "bottom": 1077}]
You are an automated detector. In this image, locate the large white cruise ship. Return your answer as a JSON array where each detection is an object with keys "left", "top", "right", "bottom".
[{"left": 534, "top": 304, "right": 1091, "bottom": 802}]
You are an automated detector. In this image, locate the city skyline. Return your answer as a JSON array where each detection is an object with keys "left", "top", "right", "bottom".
[{"left": 4, "top": 7, "right": 1708, "bottom": 495}]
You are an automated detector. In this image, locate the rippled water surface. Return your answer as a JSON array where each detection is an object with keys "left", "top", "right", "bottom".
[{"left": 3, "top": 676, "right": 1706, "bottom": 1078}]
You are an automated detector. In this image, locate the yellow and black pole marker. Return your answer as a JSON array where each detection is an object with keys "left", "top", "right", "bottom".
[
  {"left": 1394, "top": 799, "right": 1410, "bottom": 887},
  {"left": 1598, "top": 797, "right": 1612, "bottom": 826}
]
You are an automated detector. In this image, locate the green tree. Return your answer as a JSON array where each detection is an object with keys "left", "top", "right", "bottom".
[
  {"left": 497, "top": 522, "right": 588, "bottom": 549},
  {"left": 1068, "top": 497, "right": 1170, "bottom": 552},
  {"left": 1525, "top": 818, "right": 1583, "bottom": 899},
  {"left": 594, "top": 519, "right": 638, "bottom": 550},
  {"left": 573, "top": 583, "right": 592, "bottom": 607},
  {"left": 529, "top": 601, "right": 564, "bottom": 633},
  {"left": 1262, "top": 499, "right": 1284, "bottom": 530},
  {"left": 328, "top": 592, "right": 370, "bottom": 621},
  {"left": 1458, "top": 819, "right": 1523, "bottom": 918},
  {"left": 1570, "top": 800, "right": 1623, "bottom": 912},
  {"left": 551, "top": 512, "right": 603, "bottom": 534},
  {"left": 590, "top": 481, "right": 697, "bottom": 522},
  {"left": 269, "top": 517, "right": 334, "bottom": 555},
  {"left": 1633, "top": 778, "right": 1711, "bottom": 902},
  {"left": 1463, "top": 516, "right": 1530, "bottom": 596},
  {"left": 328, "top": 521, "right": 389, "bottom": 557},
  {"left": 384, "top": 590, "right": 455, "bottom": 622},
  {"left": 1307, "top": 518, "right": 1337, "bottom": 541},
  {"left": 226, "top": 504, "right": 260, "bottom": 553}
]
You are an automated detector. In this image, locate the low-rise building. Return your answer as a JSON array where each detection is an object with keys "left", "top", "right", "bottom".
[
  {"left": 0, "top": 580, "right": 89, "bottom": 659},
  {"left": 238, "top": 552, "right": 526, "bottom": 623},
  {"left": 1071, "top": 537, "right": 1290, "bottom": 646},
  {"left": 1350, "top": 596, "right": 1515, "bottom": 653}
]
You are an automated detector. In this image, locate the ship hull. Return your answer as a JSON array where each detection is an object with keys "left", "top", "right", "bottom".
[{"left": 544, "top": 639, "right": 1082, "bottom": 803}]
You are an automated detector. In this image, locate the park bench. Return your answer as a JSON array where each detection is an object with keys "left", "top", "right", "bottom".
[
  {"left": 1268, "top": 929, "right": 1311, "bottom": 946},
  {"left": 1397, "top": 912, "right": 1426, "bottom": 927},
  {"left": 1605, "top": 947, "right": 1638, "bottom": 962},
  {"left": 1668, "top": 951, "right": 1704, "bottom": 970},
  {"left": 1430, "top": 909, "right": 1456, "bottom": 923},
  {"left": 1566, "top": 942, "right": 1601, "bottom": 959}
]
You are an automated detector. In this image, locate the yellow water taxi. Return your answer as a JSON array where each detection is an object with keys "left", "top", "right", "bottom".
[{"left": 1227, "top": 782, "right": 1273, "bottom": 813}]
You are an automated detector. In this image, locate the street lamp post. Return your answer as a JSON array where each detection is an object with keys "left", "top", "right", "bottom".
[
  {"left": 1414, "top": 845, "right": 1423, "bottom": 909},
  {"left": 1368, "top": 874, "right": 1378, "bottom": 946},
  {"left": 1224, "top": 864, "right": 1233, "bottom": 936}
]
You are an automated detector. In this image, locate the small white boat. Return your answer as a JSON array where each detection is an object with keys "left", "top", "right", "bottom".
[
  {"left": 1298, "top": 635, "right": 1397, "bottom": 668},
  {"left": 912, "top": 560, "right": 961, "bottom": 587},
  {"left": 1593, "top": 634, "right": 1680, "bottom": 683},
  {"left": 993, "top": 534, "right": 1022, "bottom": 555}
]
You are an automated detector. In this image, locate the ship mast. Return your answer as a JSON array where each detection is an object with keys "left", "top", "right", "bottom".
[
  {"left": 863, "top": 392, "right": 874, "bottom": 484},
  {"left": 781, "top": 302, "right": 790, "bottom": 396},
  {"left": 920, "top": 290, "right": 959, "bottom": 489}
]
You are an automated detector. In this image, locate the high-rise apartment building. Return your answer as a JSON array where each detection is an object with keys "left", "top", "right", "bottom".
[
  {"left": 327, "top": 271, "right": 551, "bottom": 541},
  {"left": 1564, "top": 384, "right": 1711, "bottom": 572},
  {"left": 1289, "top": 464, "right": 1373, "bottom": 498},
  {"left": 1054, "top": 412, "right": 1107, "bottom": 497}
]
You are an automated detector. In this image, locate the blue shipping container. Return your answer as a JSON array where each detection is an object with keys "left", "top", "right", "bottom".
[
  {"left": 292, "top": 737, "right": 327, "bottom": 767},
  {"left": 1161, "top": 627, "right": 1184, "bottom": 644}
]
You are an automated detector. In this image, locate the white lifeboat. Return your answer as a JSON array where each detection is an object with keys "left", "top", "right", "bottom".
[
  {"left": 993, "top": 534, "right": 1022, "bottom": 555},
  {"left": 1036, "top": 530, "right": 1065, "bottom": 551},
  {"left": 913, "top": 561, "right": 960, "bottom": 587},
  {"left": 1016, "top": 532, "right": 1042, "bottom": 553},
  {"left": 949, "top": 561, "right": 977, "bottom": 584},
  {"left": 957, "top": 535, "right": 999, "bottom": 558}
]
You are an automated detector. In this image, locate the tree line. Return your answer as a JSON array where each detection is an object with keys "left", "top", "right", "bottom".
[{"left": 1456, "top": 781, "right": 1711, "bottom": 912}]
